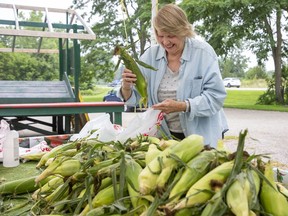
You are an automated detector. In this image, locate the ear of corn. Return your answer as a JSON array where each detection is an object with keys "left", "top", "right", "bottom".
[
  {"left": 139, "top": 134, "right": 204, "bottom": 195},
  {"left": 168, "top": 134, "right": 204, "bottom": 163},
  {"left": 44, "top": 183, "right": 67, "bottom": 203},
  {"left": 200, "top": 190, "right": 227, "bottom": 216},
  {"left": 35, "top": 157, "right": 81, "bottom": 184},
  {"left": 36, "top": 141, "right": 78, "bottom": 168},
  {"left": 20, "top": 151, "right": 47, "bottom": 161},
  {"left": 32, "top": 176, "right": 64, "bottom": 200},
  {"left": 125, "top": 158, "right": 149, "bottom": 211},
  {"left": 80, "top": 184, "right": 117, "bottom": 216},
  {"left": 138, "top": 146, "right": 175, "bottom": 195},
  {"left": 245, "top": 169, "right": 260, "bottom": 210},
  {"left": 259, "top": 161, "right": 288, "bottom": 215},
  {"left": 226, "top": 172, "right": 249, "bottom": 216},
  {"left": 114, "top": 45, "right": 157, "bottom": 108},
  {"left": 173, "top": 160, "right": 234, "bottom": 210},
  {"left": 159, "top": 139, "right": 179, "bottom": 150},
  {"left": 169, "top": 149, "right": 218, "bottom": 201},
  {"left": 52, "top": 159, "right": 81, "bottom": 176},
  {"left": 147, "top": 136, "right": 161, "bottom": 145},
  {"left": 145, "top": 144, "right": 162, "bottom": 164},
  {"left": 0, "top": 175, "right": 52, "bottom": 195},
  {"left": 85, "top": 206, "right": 106, "bottom": 216},
  {"left": 156, "top": 166, "right": 173, "bottom": 190}
]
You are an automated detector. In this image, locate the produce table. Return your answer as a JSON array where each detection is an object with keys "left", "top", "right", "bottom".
[
  {"left": 0, "top": 161, "right": 39, "bottom": 184},
  {"left": 1, "top": 130, "right": 288, "bottom": 215}
]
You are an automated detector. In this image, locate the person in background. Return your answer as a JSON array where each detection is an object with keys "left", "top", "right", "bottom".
[
  {"left": 117, "top": 3, "right": 228, "bottom": 147},
  {"left": 103, "top": 90, "right": 122, "bottom": 102}
]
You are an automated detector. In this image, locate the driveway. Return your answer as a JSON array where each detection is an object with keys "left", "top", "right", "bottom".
[
  {"left": 121, "top": 108, "right": 288, "bottom": 169},
  {"left": 223, "top": 108, "right": 288, "bottom": 169}
]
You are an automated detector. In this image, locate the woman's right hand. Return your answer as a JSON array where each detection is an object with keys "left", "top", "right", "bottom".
[
  {"left": 121, "top": 68, "right": 137, "bottom": 90},
  {"left": 121, "top": 68, "right": 137, "bottom": 101}
]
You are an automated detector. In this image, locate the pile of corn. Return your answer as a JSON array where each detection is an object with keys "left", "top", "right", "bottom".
[{"left": 1, "top": 130, "right": 288, "bottom": 216}]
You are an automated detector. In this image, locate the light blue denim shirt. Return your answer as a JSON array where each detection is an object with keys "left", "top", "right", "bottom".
[{"left": 117, "top": 37, "right": 228, "bottom": 147}]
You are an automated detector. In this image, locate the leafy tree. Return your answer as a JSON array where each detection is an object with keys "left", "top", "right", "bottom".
[
  {"left": 219, "top": 47, "right": 248, "bottom": 78},
  {"left": 0, "top": 11, "right": 59, "bottom": 81},
  {"left": 245, "top": 66, "right": 268, "bottom": 80},
  {"left": 0, "top": 52, "right": 58, "bottom": 81},
  {"left": 180, "top": 0, "right": 288, "bottom": 104},
  {"left": 257, "top": 65, "right": 288, "bottom": 105},
  {"left": 73, "top": 0, "right": 175, "bottom": 83}
]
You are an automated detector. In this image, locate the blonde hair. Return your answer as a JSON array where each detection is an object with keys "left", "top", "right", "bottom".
[{"left": 153, "top": 4, "right": 195, "bottom": 38}]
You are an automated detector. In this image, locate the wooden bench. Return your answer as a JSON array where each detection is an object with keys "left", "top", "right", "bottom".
[{"left": 0, "top": 102, "right": 125, "bottom": 135}]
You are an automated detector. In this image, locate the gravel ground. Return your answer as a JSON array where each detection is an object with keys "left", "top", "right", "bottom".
[{"left": 222, "top": 108, "right": 288, "bottom": 169}]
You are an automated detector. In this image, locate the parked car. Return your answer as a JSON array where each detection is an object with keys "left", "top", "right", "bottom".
[
  {"left": 223, "top": 77, "right": 241, "bottom": 88},
  {"left": 107, "top": 79, "right": 122, "bottom": 87}
]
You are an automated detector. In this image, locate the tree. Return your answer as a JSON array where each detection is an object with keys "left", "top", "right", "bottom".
[
  {"left": 245, "top": 66, "right": 268, "bottom": 80},
  {"left": 0, "top": 11, "right": 59, "bottom": 81},
  {"left": 73, "top": 0, "right": 175, "bottom": 83},
  {"left": 180, "top": 0, "right": 288, "bottom": 104},
  {"left": 219, "top": 47, "right": 248, "bottom": 78}
]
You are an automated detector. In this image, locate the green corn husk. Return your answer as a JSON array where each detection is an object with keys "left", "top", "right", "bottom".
[
  {"left": 259, "top": 161, "right": 288, "bottom": 216},
  {"left": 35, "top": 157, "right": 81, "bottom": 184},
  {"left": 173, "top": 160, "right": 234, "bottom": 210},
  {"left": 0, "top": 175, "right": 53, "bottom": 195},
  {"left": 226, "top": 172, "right": 250, "bottom": 216},
  {"left": 245, "top": 169, "right": 261, "bottom": 210},
  {"left": 114, "top": 45, "right": 157, "bottom": 108},
  {"left": 145, "top": 144, "right": 162, "bottom": 165},
  {"left": 20, "top": 151, "right": 47, "bottom": 162},
  {"left": 32, "top": 176, "right": 64, "bottom": 200},
  {"left": 36, "top": 141, "right": 78, "bottom": 168},
  {"left": 79, "top": 184, "right": 118, "bottom": 216},
  {"left": 125, "top": 158, "right": 150, "bottom": 212},
  {"left": 169, "top": 149, "right": 218, "bottom": 202}
]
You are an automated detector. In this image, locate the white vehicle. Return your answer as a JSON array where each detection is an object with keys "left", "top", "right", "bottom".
[{"left": 223, "top": 77, "right": 241, "bottom": 88}]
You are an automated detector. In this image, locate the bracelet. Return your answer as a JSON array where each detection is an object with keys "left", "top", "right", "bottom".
[{"left": 185, "top": 99, "right": 190, "bottom": 112}]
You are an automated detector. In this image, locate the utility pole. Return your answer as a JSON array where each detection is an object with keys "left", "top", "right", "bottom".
[{"left": 151, "top": 0, "right": 158, "bottom": 45}]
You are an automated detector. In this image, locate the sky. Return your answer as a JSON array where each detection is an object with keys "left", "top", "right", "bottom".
[
  {"left": 0, "top": 0, "right": 274, "bottom": 71},
  {"left": 0, "top": 0, "right": 76, "bottom": 23},
  {"left": 0, "top": 0, "right": 72, "bottom": 9}
]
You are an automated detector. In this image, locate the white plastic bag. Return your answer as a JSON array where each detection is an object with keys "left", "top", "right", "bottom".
[
  {"left": 19, "top": 140, "right": 51, "bottom": 158},
  {"left": 116, "top": 108, "right": 164, "bottom": 143},
  {"left": 70, "top": 109, "right": 164, "bottom": 143},
  {"left": 70, "top": 114, "right": 123, "bottom": 142}
]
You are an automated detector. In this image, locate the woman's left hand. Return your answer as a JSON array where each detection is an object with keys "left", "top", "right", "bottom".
[{"left": 152, "top": 99, "right": 186, "bottom": 114}]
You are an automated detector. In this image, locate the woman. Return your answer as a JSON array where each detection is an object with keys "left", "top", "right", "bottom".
[{"left": 118, "top": 3, "right": 228, "bottom": 147}]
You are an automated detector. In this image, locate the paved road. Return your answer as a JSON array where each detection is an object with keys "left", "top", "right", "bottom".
[{"left": 223, "top": 108, "right": 288, "bottom": 169}]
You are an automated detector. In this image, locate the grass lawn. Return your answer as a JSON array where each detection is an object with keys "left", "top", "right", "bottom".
[
  {"left": 82, "top": 86, "right": 288, "bottom": 112},
  {"left": 81, "top": 86, "right": 113, "bottom": 102},
  {"left": 224, "top": 89, "right": 288, "bottom": 112}
]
